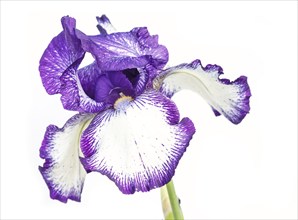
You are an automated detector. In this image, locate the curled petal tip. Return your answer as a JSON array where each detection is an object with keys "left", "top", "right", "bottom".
[{"left": 155, "top": 59, "right": 251, "bottom": 124}]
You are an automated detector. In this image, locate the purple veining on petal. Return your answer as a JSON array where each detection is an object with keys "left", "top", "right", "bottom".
[
  {"left": 155, "top": 59, "right": 251, "bottom": 124},
  {"left": 80, "top": 90, "right": 195, "bottom": 194},
  {"left": 201, "top": 61, "right": 251, "bottom": 122},
  {"left": 60, "top": 59, "right": 109, "bottom": 113},
  {"left": 96, "top": 14, "right": 116, "bottom": 35},
  {"left": 122, "top": 67, "right": 150, "bottom": 96},
  {"left": 94, "top": 71, "right": 135, "bottom": 104},
  {"left": 39, "top": 114, "right": 93, "bottom": 203},
  {"left": 130, "top": 28, "right": 169, "bottom": 70},
  {"left": 77, "top": 62, "right": 102, "bottom": 99},
  {"left": 108, "top": 71, "right": 134, "bottom": 96},
  {"left": 75, "top": 27, "right": 168, "bottom": 71},
  {"left": 39, "top": 16, "right": 85, "bottom": 95},
  {"left": 94, "top": 75, "right": 115, "bottom": 103}
]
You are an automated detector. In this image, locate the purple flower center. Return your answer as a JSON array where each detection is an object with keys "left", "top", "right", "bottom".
[
  {"left": 94, "top": 70, "right": 137, "bottom": 105},
  {"left": 122, "top": 68, "right": 140, "bottom": 86}
]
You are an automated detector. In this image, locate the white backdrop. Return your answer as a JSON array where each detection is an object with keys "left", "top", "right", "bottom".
[{"left": 1, "top": 1, "right": 297, "bottom": 219}]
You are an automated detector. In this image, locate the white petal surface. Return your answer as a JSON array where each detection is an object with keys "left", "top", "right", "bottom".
[
  {"left": 39, "top": 114, "right": 94, "bottom": 203},
  {"left": 81, "top": 90, "right": 195, "bottom": 194},
  {"left": 154, "top": 60, "right": 251, "bottom": 124}
]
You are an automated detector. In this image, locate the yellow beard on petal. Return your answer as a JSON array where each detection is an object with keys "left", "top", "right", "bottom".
[{"left": 114, "top": 93, "right": 133, "bottom": 110}]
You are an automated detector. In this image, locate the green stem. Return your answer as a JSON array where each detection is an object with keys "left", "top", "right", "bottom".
[{"left": 161, "top": 180, "right": 184, "bottom": 220}]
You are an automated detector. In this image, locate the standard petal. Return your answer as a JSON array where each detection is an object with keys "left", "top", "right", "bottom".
[
  {"left": 60, "top": 61, "right": 109, "bottom": 113},
  {"left": 153, "top": 59, "right": 251, "bottom": 124},
  {"left": 77, "top": 62, "right": 102, "bottom": 99},
  {"left": 93, "top": 71, "right": 134, "bottom": 104},
  {"left": 76, "top": 27, "right": 168, "bottom": 71},
  {"left": 80, "top": 90, "right": 195, "bottom": 194},
  {"left": 39, "top": 114, "right": 94, "bottom": 203},
  {"left": 39, "top": 16, "right": 85, "bottom": 95},
  {"left": 96, "top": 14, "right": 116, "bottom": 35}
]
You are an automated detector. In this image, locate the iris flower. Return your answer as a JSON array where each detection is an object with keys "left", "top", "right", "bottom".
[{"left": 39, "top": 15, "right": 251, "bottom": 203}]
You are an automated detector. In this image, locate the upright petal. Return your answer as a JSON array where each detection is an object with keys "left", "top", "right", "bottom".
[
  {"left": 77, "top": 62, "right": 102, "bottom": 99},
  {"left": 93, "top": 71, "right": 134, "bottom": 104},
  {"left": 96, "top": 14, "right": 116, "bottom": 35},
  {"left": 76, "top": 27, "right": 168, "bottom": 71},
  {"left": 39, "top": 114, "right": 94, "bottom": 203},
  {"left": 154, "top": 60, "right": 251, "bottom": 124},
  {"left": 39, "top": 16, "right": 85, "bottom": 95},
  {"left": 80, "top": 90, "right": 195, "bottom": 194},
  {"left": 60, "top": 61, "right": 109, "bottom": 113}
]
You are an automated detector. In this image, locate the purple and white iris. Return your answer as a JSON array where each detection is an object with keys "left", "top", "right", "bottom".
[{"left": 39, "top": 15, "right": 251, "bottom": 203}]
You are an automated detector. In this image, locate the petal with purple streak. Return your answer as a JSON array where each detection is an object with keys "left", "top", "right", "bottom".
[
  {"left": 60, "top": 61, "right": 109, "bottom": 113},
  {"left": 39, "top": 114, "right": 94, "bottom": 203},
  {"left": 96, "top": 14, "right": 116, "bottom": 35},
  {"left": 76, "top": 27, "right": 168, "bottom": 71},
  {"left": 94, "top": 71, "right": 134, "bottom": 104},
  {"left": 80, "top": 90, "right": 195, "bottom": 194},
  {"left": 39, "top": 16, "right": 85, "bottom": 95},
  {"left": 154, "top": 59, "right": 251, "bottom": 124},
  {"left": 123, "top": 67, "right": 149, "bottom": 96},
  {"left": 77, "top": 62, "right": 102, "bottom": 99}
]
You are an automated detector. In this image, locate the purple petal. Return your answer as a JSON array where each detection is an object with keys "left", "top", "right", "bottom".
[
  {"left": 154, "top": 59, "right": 251, "bottom": 124},
  {"left": 60, "top": 61, "right": 109, "bottom": 113},
  {"left": 94, "top": 75, "right": 115, "bottom": 103},
  {"left": 94, "top": 71, "right": 134, "bottom": 104},
  {"left": 76, "top": 27, "right": 168, "bottom": 71},
  {"left": 39, "top": 114, "right": 94, "bottom": 203},
  {"left": 122, "top": 67, "right": 149, "bottom": 96},
  {"left": 107, "top": 71, "right": 134, "bottom": 96},
  {"left": 96, "top": 14, "right": 116, "bottom": 35},
  {"left": 77, "top": 62, "right": 102, "bottom": 99},
  {"left": 39, "top": 16, "right": 85, "bottom": 95},
  {"left": 80, "top": 90, "right": 195, "bottom": 194}
]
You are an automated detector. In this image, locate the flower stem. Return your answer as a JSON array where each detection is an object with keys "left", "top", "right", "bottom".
[{"left": 161, "top": 180, "right": 184, "bottom": 220}]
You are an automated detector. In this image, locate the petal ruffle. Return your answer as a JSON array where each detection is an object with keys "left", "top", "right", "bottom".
[
  {"left": 154, "top": 59, "right": 251, "bottom": 124},
  {"left": 80, "top": 90, "right": 195, "bottom": 194},
  {"left": 39, "top": 114, "right": 94, "bottom": 203},
  {"left": 39, "top": 16, "right": 85, "bottom": 95},
  {"left": 76, "top": 27, "right": 168, "bottom": 71}
]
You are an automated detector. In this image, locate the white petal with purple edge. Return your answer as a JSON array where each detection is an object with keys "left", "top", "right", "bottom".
[
  {"left": 39, "top": 114, "right": 94, "bottom": 203},
  {"left": 80, "top": 90, "right": 195, "bottom": 194},
  {"left": 153, "top": 59, "right": 251, "bottom": 124}
]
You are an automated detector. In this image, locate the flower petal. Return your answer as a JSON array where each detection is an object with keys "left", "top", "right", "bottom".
[
  {"left": 39, "top": 16, "right": 85, "bottom": 95},
  {"left": 80, "top": 90, "right": 195, "bottom": 194},
  {"left": 60, "top": 61, "right": 109, "bottom": 113},
  {"left": 96, "top": 14, "right": 116, "bottom": 35},
  {"left": 39, "top": 114, "right": 94, "bottom": 203},
  {"left": 76, "top": 27, "right": 168, "bottom": 71},
  {"left": 77, "top": 62, "right": 102, "bottom": 99},
  {"left": 94, "top": 71, "right": 134, "bottom": 104},
  {"left": 154, "top": 59, "right": 251, "bottom": 124}
]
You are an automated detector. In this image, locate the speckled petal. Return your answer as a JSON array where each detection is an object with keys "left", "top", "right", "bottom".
[
  {"left": 80, "top": 90, "right": 195, "bottom": 194},
  {"left": 39, "top": 16, "right": 84, "bottom": 95},
  {"left": 77, "top": 62, "right": 102, "bottom": 99},
  {"left": 154, "top": 59, "right": 251, "bottom": 124},
  {"left": 60, "top": 61, "right": 109, "bottom": 113},
  {"left": 96, "top": 14, "right": 116, "bottom": 35},
  {"left": 39, "top": 114, "right": 94, "bottom": 203},
  {"left": 76, "top": 27, "right": 168, "bottom": 71}
]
